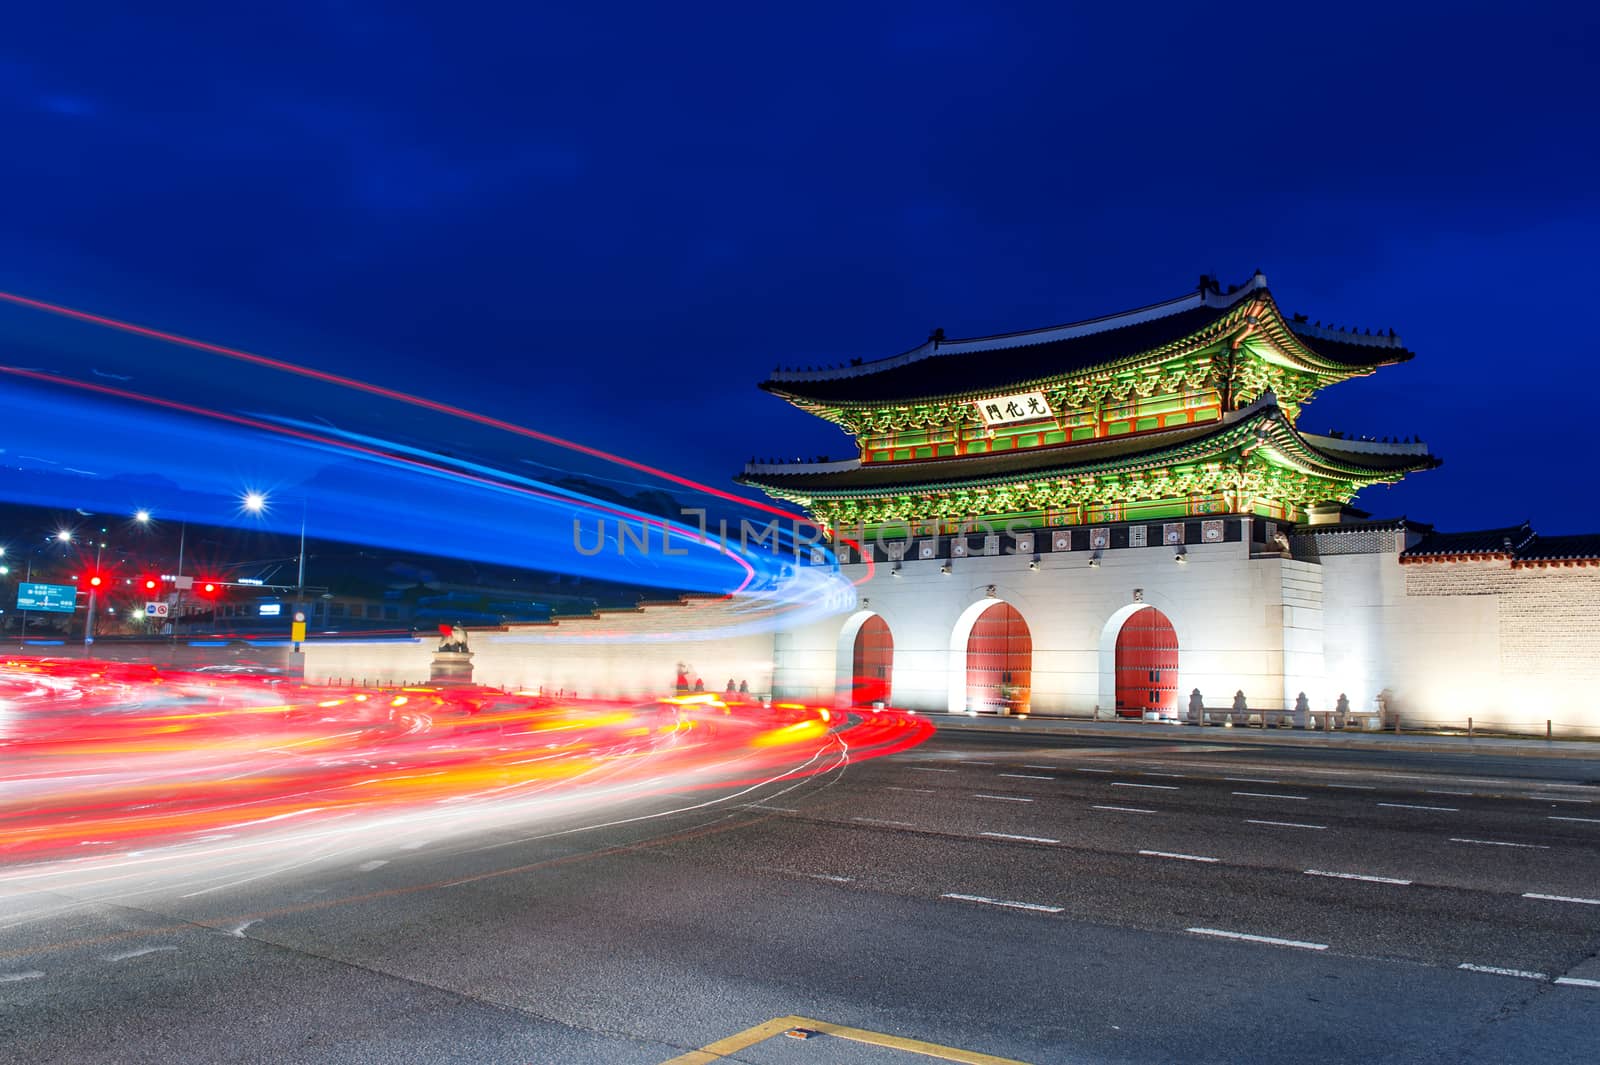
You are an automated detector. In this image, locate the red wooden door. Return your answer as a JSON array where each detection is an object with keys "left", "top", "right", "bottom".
[
  {"left": 1115, "top": 606, "right": 1178, "bottom": 717},
  {"left": 851, "top": 615, "right": 894, "bottom": 706},
  {"left": 965, "top": 602, "right": 1032, "bottom": 713}
]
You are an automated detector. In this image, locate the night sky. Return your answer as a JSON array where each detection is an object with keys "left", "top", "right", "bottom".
[{"left": 3, "top": 3, "right": 1597, "bottom": 532}]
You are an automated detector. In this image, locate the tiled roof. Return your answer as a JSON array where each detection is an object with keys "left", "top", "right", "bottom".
[
  {"left": 1400, "top": 523, "right": 1535, "bottom": 560},
  {"left": 765, "top": 303, "right": 1232, "bottom": 405},
  {"left": 739, "top": 397, "right": 1439, "bottom": 498},
  {"left": 1513, "top": 534, "right": 1600, "bottom": 564},
  {"left": 760, "top": 273, "right": 1412, "bottom": 407}
]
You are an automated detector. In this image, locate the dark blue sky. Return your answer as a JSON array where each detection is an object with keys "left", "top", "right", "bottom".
[{"left": 3, "top": 2, "right": 1597, "bottom": 531}]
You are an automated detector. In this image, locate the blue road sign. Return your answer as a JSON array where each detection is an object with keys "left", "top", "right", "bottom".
[{"left": 16, "top": 582, "right": 78, "bottom": 614}]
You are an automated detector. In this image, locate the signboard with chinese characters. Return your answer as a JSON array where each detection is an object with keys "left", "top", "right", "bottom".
[
  {"left": 16, "top": 582, "right": 76, "bottom": 614},
  {"left": 973, "top": 391, "right": 1054, "bottom": 427}
]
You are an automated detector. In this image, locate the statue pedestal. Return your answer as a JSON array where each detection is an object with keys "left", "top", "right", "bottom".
[{"left": 430, "top": 651, "right": 474, "bottom": 686}]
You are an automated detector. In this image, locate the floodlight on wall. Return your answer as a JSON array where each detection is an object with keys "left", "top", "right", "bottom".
[
  {"left": 940, "top": 563, "right": 952, "bottom": 575},
  {"left": 1174, "top": 550, "right": 1188, "bottom": 564},
  {"left": 1028, "top": 557, "right": 1040, "bottom": 572},
  {"left": 1088, "top": 555, "right": 1101, "bottom": 568},
  {"left": 891, "top": 565, "right": 903, "bottom": 578}
]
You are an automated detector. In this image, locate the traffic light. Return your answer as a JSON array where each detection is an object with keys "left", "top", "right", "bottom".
[
  {"left": 142, "top": 577, "right": 160, "bottom": 593},
  {"left": 199, "top": 580, "right": 220, "bottom": 596},
  {"left": 84, "top": 572, "right": 105, "bottom": 589}
]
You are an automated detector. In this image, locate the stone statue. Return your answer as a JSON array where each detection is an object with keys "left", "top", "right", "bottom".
[
  {"left": 1294, "top": 691, "right": 1310, "bottom": 729},
  {"left": 1188, "top": 688, "right": 1205, "bottom": 724},
  {"left": 436, "top": 624, "right": 470, "bottom": 653}
]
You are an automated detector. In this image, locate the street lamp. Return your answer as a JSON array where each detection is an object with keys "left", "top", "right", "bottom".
[
  {"left": 134, "top": 509, "right": 150, "bottom": 525},
  {"left": 242, "top": 491, "right": 267, "bottom": 514}
]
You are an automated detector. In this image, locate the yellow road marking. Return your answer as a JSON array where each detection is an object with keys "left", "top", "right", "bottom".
[{"left": 658, "top": 1013, "right": 1033, "bottom": 1065}]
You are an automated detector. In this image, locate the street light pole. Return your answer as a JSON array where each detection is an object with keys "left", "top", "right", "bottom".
[{"left": 83, "top": 541, "right": 104, "bottom": 650}]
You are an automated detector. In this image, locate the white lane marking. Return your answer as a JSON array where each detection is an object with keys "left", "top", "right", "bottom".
[
  {"left": 1549, "top": 816, "right": 1600, "bottom": 824},
  {"left": 1379, "top": 802, "right": 1457, "bottom": 812},
  {"left": 999, "top": 773, "right": 1055, "bottom": 780},
  {"left": 1092, "top": 805, "right": 1157, "bottom": 814},
  {"left": 1538, "top": 783, "right": 1600, "bottom": 790},
  {"left": 0, "top": 971, "right": 45, "bottom": 982},
  {"left": 1555, "top": 977, "right": 1600, "bottom": 988},
  {"left": 1232, "top": 791, "right": 1307, "bottom": 801},
  {"left": 913, "top": 767, "right": 957, "bottom": 773},
  {"left": 808, "top": 873, "right": 853, "bottom": 883},
  {"left": 357, "top": 860, "right": 389, "bottom": 872},
  {"left": 227, "top": 920, "right": 260, "bottom": 938},
  {"left": 1459, "top": 963, "right": 1548, "bottom": 981},
  {"left": 942, "top": 893, "right": 1063, "bottom": 914},
  {"left": 1305, "top": 869, "right": 1412, "bottom": 885},
  {"left": 1023, "top": 764, "right": 1056, "bottom": 770},
  {"left": 1144, "top": 772, "right": 1186, "bottom": 778},
  {"left": 106, "top": 946, "right": 179, "bottom": 962},
  {"left": 974, "top": 794, "right": 1033, "bottom": 803},
  {"left": 1449, "top": 838, "right": 1550, "bottom": 849},
  {"left": 1139, "top": 850, "right": 1219, "bottom": 863},
  {"left": 1224, "top": 777, "right": 1279, "bottom": 784},
  {"left": 1327, "top": 784, "right": 1376, "bottom": 791},
  {"left": 961, "top": 761, "right": 997, "bottom": 766},
  {"left": 1187, "top": 928, "right": 1327, "bottom": 951},
  {"left": 1075, "top": 767, "right": 1114, "bottom": 774},
  {"left": 1112, "top": 782, "right": 1179, "bottom": 790},
  {"left": 1531, "top": 796, "right": 1592, "bottom": 804},
  {"left": 1523, "top": 893, "right": 1600, "bottom": 905},
  {"left": 981, "top": 832, "right": 1060, "bottom": 844},
  {"left": 1426, "top": 790, "right": 1474, "bottom": 796},
  {"left": 886, "top": 786, "right": 935, "bottom": 793},
  {"left": 747, "top": 804, "right": 799, "bottom": 812},
  {"left": 852, "top": 817, "right": 914, "bottom": 827},
  {"left": 1247, "top": 819, "right": 1326, "bottom": 830}
]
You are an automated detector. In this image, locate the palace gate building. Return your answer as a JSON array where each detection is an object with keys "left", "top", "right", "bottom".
[
  {"left": 735, "top": 272, "right": 1600, "bottom": 733},
  {"left": 302, "top": 272, "right": 1600, "bottom": 736}
]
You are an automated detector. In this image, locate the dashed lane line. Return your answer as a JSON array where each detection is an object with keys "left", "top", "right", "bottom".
[
  {"left": 981, "top": 832, "right": 1060, "bottom": 844},
  {"left": 1187, "top": 928, "right": 1328, "bottom": 951},
  {"left": 885, "top": 786, "right": 935, "bottom": 794},
  {"left": 1232, "top": 791, "right": 1308, "bottom": 801},
  {"left": 1092, "top": 805, "right": 1157, "bottom": 814},
  {"left": 1305, "top": 869, "right": 1412, "bottom": 885},
  {"left": 1449, "top": 838, "right": 1551, "bottom": 849},
  {"left": 1531, "top": 795, "right": 1593, "bottom": 804},
  {"left": 998, "top": 773, "right": 1054, "bottom": 780},
  {"left": 1111, "top": 782, "right": 1179, "bottom": 790},
  {"left": 1225, "top": 777, "right": 1279, "bottom": 784},
  {"left": 1459, "top": 963, "right": 1548, "bottom": 981},
  {"left": 1327, "top": 784, "right": 1376, "bottom": 791},
  {"left": 1378, "top": 802, "right": 1458, "bottom": 812},
  {"left": 1139, "top": 850, "right": 1219, "bottom": 863},
  {"left": 1556, "top": 977, "right": 1600, "bottom": 989},
  {"left": 808, "top": 874, "right": 853, "bottom": 883},
  {"left": 1523, "top": 893, "right": 1600, "bottom": 905},
  {"left": 941, "top": 893, "right": 1064, "bottom": 914},
  {"left": 1074, "top": 767, "right": 1114, "bottom": 774},
  {"left": 1426, "top": 790, "right": 1474, "bottom": 797},
  {"left": 973, "top": 794, "right": 1034, "bottom": 803},
  {"left": 912, "top": 767, "right": 957, "bottom": 774},
  {"left": 1247, "top": 819, "right": 1326, "bottom": 830},
  {"left": 852, "top": 817, "right": 914, "bottom": 827},
  {"left": 1550, "top": 815, "right": 1600, "bottom": 824}
]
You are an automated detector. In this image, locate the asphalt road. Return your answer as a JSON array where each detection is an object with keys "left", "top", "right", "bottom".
[{"left": 4, "top": 725, "right": 1599, "bottom": 1064}]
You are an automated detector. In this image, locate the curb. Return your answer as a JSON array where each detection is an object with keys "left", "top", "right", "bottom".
[{"left": 925, "top": 715, "right": 1600, "bottom": 760}]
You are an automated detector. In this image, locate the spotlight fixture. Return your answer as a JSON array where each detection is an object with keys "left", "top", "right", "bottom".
[
  {"left": 1175, "top": 551, "right": 1188, "bottom": 564},
  {"left": 940, "top": 563, "right": 952, "bottom": 575},
  {"left": 1088, "top": 557, "right": 1101, "bottom": 568},
  {"left": 891, "top": 565, "right": 903, "bottom": 578},
  {"left": 1027, "top": 558, "right": 1040, "bottom": 572}
]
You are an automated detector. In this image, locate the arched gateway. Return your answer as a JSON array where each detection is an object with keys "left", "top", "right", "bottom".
[
  {"left": 851, "top": 614, "right": 894, "bottom": 705},
  {"left": 965, "top": 602, "right": 1032, "bottom": 714},
  {"left": 1114, "top": 606, "right": 1179, "bottom": 717}
]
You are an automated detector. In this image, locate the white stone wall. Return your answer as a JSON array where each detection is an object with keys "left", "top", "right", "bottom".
[{"left": 773, "top": 534, "right": 1305, "bottom": 717}]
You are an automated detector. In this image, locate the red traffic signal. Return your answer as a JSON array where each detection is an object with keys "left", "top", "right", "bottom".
[
  {"left": 142, "top": 577, "right": 160, "bottom": 592},
  {"left": 199, "top": 581, "right": 220, "bottom": 596},
  {"left": 85, "top": 573, "right": 104, "bottom": 589}
]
